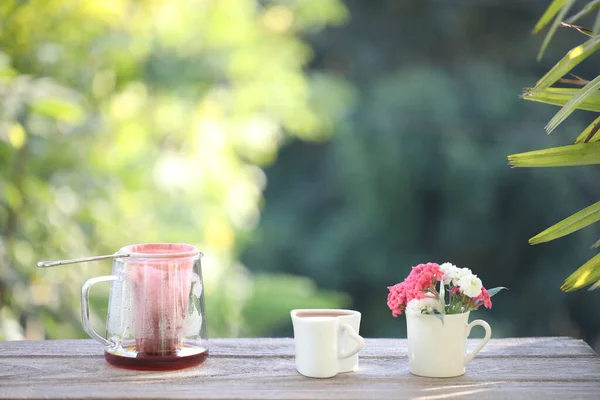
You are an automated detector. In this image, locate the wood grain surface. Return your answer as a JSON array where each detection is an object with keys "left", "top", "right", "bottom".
[{"left": 0, "top": 338, "right": 599, "bottom": 399}]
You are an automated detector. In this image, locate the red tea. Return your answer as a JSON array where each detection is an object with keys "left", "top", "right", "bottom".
[
  {"left": 296, "top": 311, "right": 354, "bottom": 318},
  {"left": 104, "top": 345, "right": 208, "bottom": 371}
]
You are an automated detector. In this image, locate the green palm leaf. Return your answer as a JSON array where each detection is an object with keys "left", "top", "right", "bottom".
[
  {"left": 546, "top": 75, "right": 600, "bottom": 134},
  {"left": 561, "top": 252, "right": 600, "bottom": 291},
  {"left": 566, "top": 0, "right": 600, "bottom": 24},
  {"left": 594, "top": 9, "right": 600, "bottom": 33},
  {"left": 524, "top": 1, "right": 600, "bottom": 293},
  {"left": 534, "top": 0, "right": 569, "bottom": 33},
  {"left": 574, "top": 116, "right": 600, "bottom": 143},
  {"left": 522, "top": 87, "right": 600, "bottom": 112},
  {"left": 589, "top": 279, "right": 600, "bottom": 290},
  {"left": 533, "top": 35, "right": 600, "bottom": 92},
  {"left": 537, "top": 0, "right": 576, "bottom": 61},
  {"left": 508, "top": 142, "right": 600, "bottom": 167},
  {"left": 529, "top": 201, "right": 600, "bottom": 244}
]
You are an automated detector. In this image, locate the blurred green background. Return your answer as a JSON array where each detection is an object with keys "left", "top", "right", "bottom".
[{"left": 1, "top": 0, "right": 599, "bottom": 350}]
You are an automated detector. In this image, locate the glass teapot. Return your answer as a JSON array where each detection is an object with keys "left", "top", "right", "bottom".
[{"left": 41, "top": 243, "right": 208, "bottom": 370}]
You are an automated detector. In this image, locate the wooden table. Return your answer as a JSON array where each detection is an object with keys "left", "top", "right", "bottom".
[{"left": 1, "top": 337, "right": 599, "bottom": 399}]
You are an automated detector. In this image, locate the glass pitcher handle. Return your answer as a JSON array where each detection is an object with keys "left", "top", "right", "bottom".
[{"left": 81, "top": 275, "right": 119, "bottom": 347}]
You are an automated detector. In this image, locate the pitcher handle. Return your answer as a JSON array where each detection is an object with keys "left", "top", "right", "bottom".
[
  {"left": 464, "top": 319, "right": 492, "bottom": 365},
  {"left": 81, "top": 275, "right": 119, "bottom": 347},
  {"left": 338, "top": 323, "right": 365, "bottom": 359}
]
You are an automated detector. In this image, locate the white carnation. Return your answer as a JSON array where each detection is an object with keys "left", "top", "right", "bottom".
[
  {"left": 440, "top": 262, "right": 472, "bottom": 286},
  {"left": 455, "top": 267, "right": 472, "bottom": 282},
  {"left": 439, "top": 262, "right": 458, "bottom": 285},
  {"left": 457, "top": 273, "right": 483, "bottom": 298},
  {"left": 406, "top": 297, "right": 444, "bottom": 315}
]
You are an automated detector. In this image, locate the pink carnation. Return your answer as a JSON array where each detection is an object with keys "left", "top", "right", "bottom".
[
  {"left": 474, "top": 287, "right": 492, "bottom": 309},
  {"left": 387, "top": 263, "right": 443, "bottom": 317}
]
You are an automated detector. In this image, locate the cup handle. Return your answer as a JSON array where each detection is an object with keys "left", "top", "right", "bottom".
[
  {"left": 81, "top": 275, "right": 119, "bottom": 347},
  {"left": 464, "top": 319, "right": 492, "bottom": 365},
  {"left": 338, "top": 323, "right": 365, "bottom": 360}
]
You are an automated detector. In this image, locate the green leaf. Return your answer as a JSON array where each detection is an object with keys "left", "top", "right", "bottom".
[
  {"left": 508, "top": 142, "right": 600, "bottom": 167},
  {"left": 589, "top": 279, "right": 600, "bottom": 290},
  {"left": 561, "top": 252, "right": 600, "bottom": 291},
  {"left": 522, "top": 87, "right": 600, "bottom": 112},
  {"left": 30, "top": 98, "right": 85, "bottom": 123},
  {"left": 566, "top": 0, "right": 600, "bottom": 24},
  {"left": 534, "top": 0, "right": 568, "bottom": 33},
  {"left": 574, "top": 116, "right": 600, "bottom": 144},
  {"left": 486, "top": 287, "right": 508, "bottom": 297},
  {"left": 533, "top": 35, "right": 600, "bottom": 92},
  {"left": 594, "top": 9, "right": 600, "bottom": 33},
  {"left": 529, "top": 201, "right": 600, "bottom": 245},
  {"left": 537, "top": 0, "right": 576, "bottom": 61},
  {"left": 546, "top": 75, "right": 600, "bottom": 134}
]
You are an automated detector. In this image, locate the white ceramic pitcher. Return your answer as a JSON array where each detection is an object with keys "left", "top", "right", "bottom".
[{"left": 406, "top": 311, "right": 491, "bottom": 378}]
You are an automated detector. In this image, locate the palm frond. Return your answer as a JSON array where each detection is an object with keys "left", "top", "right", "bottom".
[
  {"left": 574, "top": 116, "right": 600, "bottom": 143},
  {"left": 546, "top": 75, "right": 600, "bottom": 134},
  {"left": 566, "top": 0, "right": 600, "bottom": 24},
  {"left": 537, "top": 0, "right": 576, "bottom": 61},
  {"left": 561, "top": 252, "right": 600, "bottom": 291},
  {"left": 526, "top": 1, "right": 600, "bottom": 293},
  {"left": 522, "top": 87, "right": 600, "bottom": 112},
  {"left": 530, "top": 201, "right": 600, "bottom": 244},
  {"left": 533, "top": 35, "right": 600, "bottom": 92},
  {"left": 508, "top": 142, "right": 600, "bottom": 167},
  {"left": 534, "top": 0, "right": 570, "bottom": 33},
  {"left": 594, "top": 8, "right": 600, "bottom": 32}
]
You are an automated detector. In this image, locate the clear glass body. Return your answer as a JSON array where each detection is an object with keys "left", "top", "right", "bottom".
[{"left": 82, "top": 243, "right": 208, "bottom": 370}]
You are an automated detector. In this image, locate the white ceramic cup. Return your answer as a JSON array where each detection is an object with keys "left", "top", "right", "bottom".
[
  {"left": 406, "top": 311, "right": 491, "bottom": 378},
  {"left": 291, "top": 309, "right": 365, "bottom": 378}
]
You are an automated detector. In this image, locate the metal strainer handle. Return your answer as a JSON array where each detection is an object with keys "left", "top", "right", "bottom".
[
  {"left": 37, "top": 252, "right": 130, "bottom": 268},
  {"left": 37, "top": 248, "right": 202, "bottom": 268}
]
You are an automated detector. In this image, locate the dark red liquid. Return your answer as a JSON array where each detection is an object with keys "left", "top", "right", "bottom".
[
  {"left": 105, "top": 346, "right": 208, "bottom": 371},
  {"left": 296, "top": 311, "right": 353, "bottom": 318}
]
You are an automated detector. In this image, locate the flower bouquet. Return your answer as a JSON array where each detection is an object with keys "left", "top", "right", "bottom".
[{"left": 387, "top": 262, "right": 505, "bottom": 378}]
